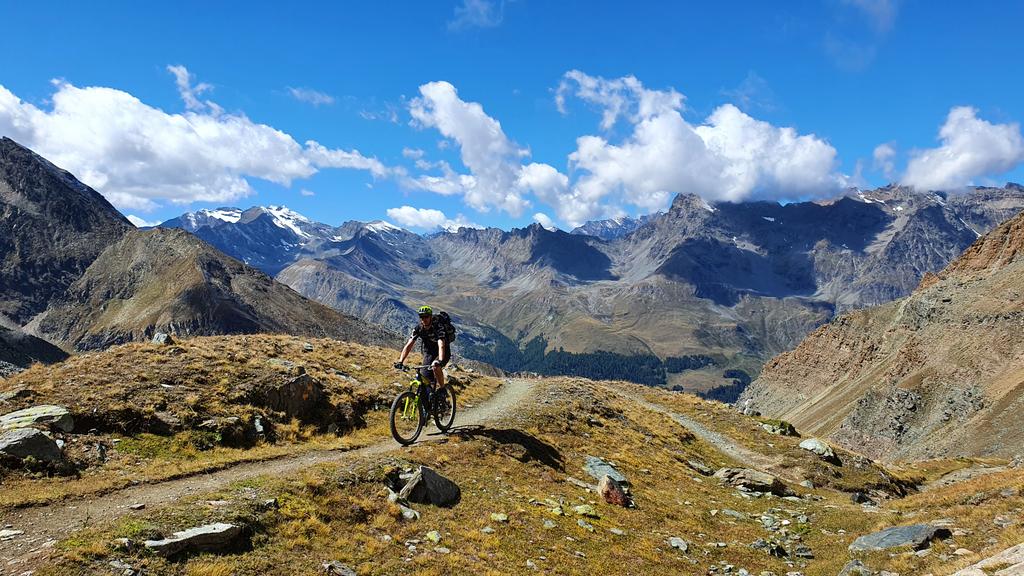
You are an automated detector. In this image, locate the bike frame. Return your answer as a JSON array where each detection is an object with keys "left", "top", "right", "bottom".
[{"left": 398, "top": 366, "right": 436, "bottom": 422}]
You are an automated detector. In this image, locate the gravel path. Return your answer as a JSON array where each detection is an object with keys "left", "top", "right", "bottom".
[
  {"left": 0, "top": 378, "right": 536, "bottom": 575},
  {"left": 603, "top": 384, "right": 788, "bottom": 476}
]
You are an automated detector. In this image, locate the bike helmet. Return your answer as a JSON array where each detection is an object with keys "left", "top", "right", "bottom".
[{"left": 417, "top": 305, "right": 433, "bottom": 317}]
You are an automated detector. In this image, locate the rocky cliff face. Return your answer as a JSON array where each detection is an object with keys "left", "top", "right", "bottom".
[
  {"left": 740, "top": 211, "right": 1024, "bottom": 460},
  {"left": 0, "top": 137, "right": 132, "bottom": 326}
]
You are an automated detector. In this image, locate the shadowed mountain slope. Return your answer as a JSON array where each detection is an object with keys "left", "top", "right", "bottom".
[{"left": 740, "top": 210, "right": 1024, "bottom": 460}]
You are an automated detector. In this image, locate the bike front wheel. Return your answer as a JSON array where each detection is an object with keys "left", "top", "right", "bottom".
[
  {"left": 390, "top": 390, "right": 424, "bottom": 445},
  {"left": 432, "top": 386, "right": 457, "bottom": 432}
]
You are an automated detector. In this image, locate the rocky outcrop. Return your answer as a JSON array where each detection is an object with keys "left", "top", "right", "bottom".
[
  {"left": 712, "top": 468, "right": 790, "bottom": 496},
  {"left": 0, "top": 405, "right": 73, "bottom": 432},
  {"left": 953, "top": 542, "right": 1024, "bottom": 575},
  {"left": 0, "top": 428, "right": 63, "bottom": 462}
]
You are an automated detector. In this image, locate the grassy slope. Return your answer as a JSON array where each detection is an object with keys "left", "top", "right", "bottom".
[
  {"left": 34, "top": 376, "right": 1024, "bottom": 576},
  {"left": 0, "top": 335, "right": 501, "bottom": 508}
]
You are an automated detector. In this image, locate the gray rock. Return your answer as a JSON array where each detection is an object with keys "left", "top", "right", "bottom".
[
  {"left": 0, "top": 404, "right": 74, "bottom": 432},
  {"left": 0, "top": 529, "right": 24, "bottom": 541},
  {"left": 144, "top": 523, "right": 246, "bottom": 557},
  {"left": 151, "top": 332, "right": 174, "bottom": 345},
  {"left": 399, "top": 504, "right": 420, "bottom": 521},
  {"left": 302, "top": 342, "right": 314, "bottom": 352},
  {"left": 262, "top": 373, "right": 325, "bottom": 421},
  {"left": 759, "top": 420, "right": 798, "bottom": 436},
  {"left": 323, "top": 561, "right": 357, "bottom": 576},
  {"left": 837, "top": 559, "right": 876, "bottom": 576},
  {"left": 584, "top": 456, "right": 628, "bottom": 484},
  {"left": 0, "top": 428, "right": 63, "bottom": 462},
  {"left": 799, "top": 480, "right": 814, "bottom": 489},
  {"left": 798, "top": 438, "right": 840, "bottom": 464},
  {"left": 668, "top": 537, "right": 689, "bottom": 552},
  {"left": 397, "top": 465, "right": 461, "bottom": 507},
  {"left": 848, "top": 524, "right": 952, "bottom": 552},
  {"left": 851, "top": 492, "right": 877, "bottom": 506},
  {"left": 108, "top": 559, "right": 139, "bottom": 576},
  {"left": 713, "top": 468, "right": 791, "bottom": 496},
  {"left": 686, "top": 459, "right": 714, "bottom": 476}
]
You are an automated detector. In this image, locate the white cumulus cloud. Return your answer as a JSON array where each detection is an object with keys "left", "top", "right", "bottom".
[
  {"left": 532, "top": 212, "right": 557, "bottom": 231},
  {"left": 902, "top": 106, "right": 1024, "bottom": 191},
  {"left": 559, "top": 71, "right": 842, "bottom": 226},
  {"left": 386, "top": 205, "right": 482, "bottom": 232},
  {"left": 0, "top": 67, "right": 388, "bottom": 211}
]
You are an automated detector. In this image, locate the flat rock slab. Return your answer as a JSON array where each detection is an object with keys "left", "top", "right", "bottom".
[
  {"left": 712, "top": 467, "right": 789, "bottom": 496},
  {"left": 397, "top": 465, "right": 461, "bottom": 507},
  {"left": 0, "top": 427, "right": 63, "bottom": 462},
  {"left": 0, "top": 405, "right": 73, "bottom": 432},
  {"left": 848, "top": 523, "right": 952, "bottom": 552},
  {"left": 953, "top": 542, "right": 1024, "bottom": 575},
  {"left": 144, "top": 523, "right": 245, "bottom": 557},
  {"left": 584, "top": 456, "right": 628, "bottom": 484}
]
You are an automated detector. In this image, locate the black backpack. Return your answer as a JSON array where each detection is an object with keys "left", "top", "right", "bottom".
[{"left": 436, "top": 311, "right": 457, "bottom": 342}]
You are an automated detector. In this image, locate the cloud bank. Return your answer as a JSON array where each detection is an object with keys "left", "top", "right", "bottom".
[{"left": 0, "top": 67, "right": 386, "bottom": 211}]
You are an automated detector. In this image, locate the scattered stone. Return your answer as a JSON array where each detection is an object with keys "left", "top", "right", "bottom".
[
  {"left": 848, "top": 524, "right": 952, "bottom": 552},
  {"left": 323, "top": 561, "right": 357, "bottom": 576},
  {"left": 792, "top": 544, "right": 814, "bottom": 559},
  {"left": 583, "top": 456, "right": 628, "bottom": 484},
  {"left": 598, "top": 474, "right": 632, "bottom": 507},
  {"left": 713, "top": 468, "right": 791, "bottom": 496},
  {"left": 851, "top": 492, "right": 877, "bottom": 506},
  {"left": 543, "top": 520, "right": 556, "bottom": 530},
  {"left": 128, "top": 503, "right": 145, "bottom": 511},
  {"left": 111, "top": 538, "right": 134, "bottom": 551},
  {"left": 0, "top": 404, "right": 74, "bottom": 432},
  {"left": 668, "top": 537, "right": 689, "bottom": 552},
  {"left": 577, "top": 519, "right": 594, "bottom": 532},
  {"left": 722, "top": 509, "right": 748, "bottom": 520},
  {"left": 952, "top": 542, "right": 1024, "bottom": 575},
  {"left": 151, "top": 332, "right": 174, "bottom": 345},
  {"left": 490, "top": 513, "right": 509, "bottom": 523},
  {"left": 953, "top": 548, "right": 974, "bottom": 556},
  {"left": 526, "top": 559, "right": 538, "bottom": 569},
  {"left": 144, "top": 523, "right": 246, "bottom": 557},
  {"left": 799, "top": 480, "right": 814, "bottom": 489},
  {"left": 397, "top": 466, "right": 461, "bottom": 508},
  {"left": 0, "top": 428, "right": 63, "bottom": 462},
  {"left": 610, "top": 528, "right": 625, "bottom": 536},
  {"left": 398, "top": 504, "right": 420, "bottom": 521},
  {"left": 425, "top": 530, "right": 441, "bottom": 544},
  {"left": 109, "top": 559, "right": 139, "bottom": 576},
  {"left": 302, "top": 342, "right": 314, "bottom": 352},
  {"left": 686, "top": 459, "right": 715, "bottom": 476},
  {"left": 798, "top": 438, "right": 840, "bottom": 464},
  {"left": 572, "top": 504, "right": 599, "bottom": 518},
  {"left": 433, "top": 546, "right": 450, "bottom": 554},
  {"left": 759, "top": 419, "right": 798, "bottom": 436},
  {"left": 565, "top": 476, "right": 594, "bottom": 490},
  {"left": 0, "top": 529, "right": 24, "bottom": 541},
  {"left": 481, "top": 526, "right": 496, "bottom": 534},
  {"left": 750, "top": 538, "right": 787, "bottom": 557}
]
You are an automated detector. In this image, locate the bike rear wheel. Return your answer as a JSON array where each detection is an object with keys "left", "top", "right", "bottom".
[
  {"left": 389, "top": 390, "right": 424, "bottom": 445},
  {"left": 432, "top": 386, "right": 457, "bottom": 432}
]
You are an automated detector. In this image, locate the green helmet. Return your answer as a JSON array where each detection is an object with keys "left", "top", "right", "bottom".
[{"left": 417, "top": 305, "right": 433, "bottom": 317}]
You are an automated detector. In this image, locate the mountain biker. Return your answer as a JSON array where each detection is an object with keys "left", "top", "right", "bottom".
[{"left": 394, "top": 305, "right": 448, "bottom": 393}]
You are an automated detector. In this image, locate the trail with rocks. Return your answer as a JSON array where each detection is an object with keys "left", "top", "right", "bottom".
[
  {"left": 602, "top": 384, "right": 792, "bottom": 479},
  {"left": 0, "top": 378, "right": 536, "bottom": 576}
]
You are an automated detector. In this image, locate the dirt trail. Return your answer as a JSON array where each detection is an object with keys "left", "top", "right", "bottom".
[
  {"left": 603, "top": 385, "right": 790, "bottom": 477},
  {"left": 0, "top": 378, "right": 535, "bottom": 575}
]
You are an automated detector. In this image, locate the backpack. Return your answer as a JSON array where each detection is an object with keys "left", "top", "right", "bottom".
[{"left": 436, "top": 311, "right": 457, "bottom": 342}]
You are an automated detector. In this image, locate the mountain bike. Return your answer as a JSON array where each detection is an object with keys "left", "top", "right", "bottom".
[{"left": 389, "top": 364, "right": 457, "bottom": 445}]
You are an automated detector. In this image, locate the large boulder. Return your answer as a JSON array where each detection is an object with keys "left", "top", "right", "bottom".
[
  {"left": 260, "top": 373, "right": 325, "bottom": 421},
  {"left": 799, "top": 438, "right": 840, "bottom": 464},
  {"left": 144, "top": 523, "right": 246, "bottom": 557},
  {"left": 848, "top": 524, "right": 952, "bottom": 552},
  {"left": 713, "top": 468, "right": 790, "bottom": 496},
  {"left": 584, "top": 456, "right": 628, "bottom": 484},
  {"left": 598, "top": 475, "right": 632, "bottom": 507},
  {"left": 0, "top": 428, "right": 63, "bottom": 462},
  {"left": 396, "top": 465, "right": 461, "bottom": 507},
  {"left": 0, "top": 405, "right": 74, "bottom": 432}
]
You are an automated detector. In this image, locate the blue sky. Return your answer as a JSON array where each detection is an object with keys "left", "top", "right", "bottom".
[{"left": 2, "top": 0, "right": 1023, "bottom": 231}]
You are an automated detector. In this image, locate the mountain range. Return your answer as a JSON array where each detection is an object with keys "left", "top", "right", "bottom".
[
  {"left": 0, "top": 137, "right": 394, "bottom": 370},
  {"left": 740, "top": 208, "right": 1024, "bottom": 460},
  {"left": 161, "top": 183, "right": 1024, "bottom": 394}
]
